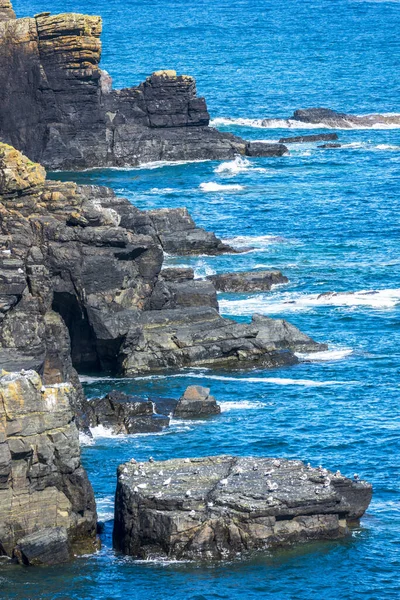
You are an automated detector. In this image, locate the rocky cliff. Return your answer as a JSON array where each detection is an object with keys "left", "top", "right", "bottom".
[
  {"left": 0, "top": 370, "right": 97, "bottom": 564},
  {"left": 0, "top": 143, "right": 326, "bottom": 404},
  {"left": 113, "top": 455, "right": 373, "bottom": 560},
  {"left": 0, "top": 3, "right": 286, "bottom": 169}
]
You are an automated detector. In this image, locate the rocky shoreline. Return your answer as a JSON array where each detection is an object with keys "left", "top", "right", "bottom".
[{"left": 0, "top": 1, "right": 374, "bottom": 568}]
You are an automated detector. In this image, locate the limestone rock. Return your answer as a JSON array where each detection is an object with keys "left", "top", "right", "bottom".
[
  {"left": 0, "top": 371, "right": 97, "bottom": 563},
  {"left": 113, "top": 455, "right": 373, "bottom": 560},
  {"left": 207, "top": 270, "right": 288, "bottom": 292},
  {"left": 174, "top": 385, "right": 221, "bottom": 418},
  {"left": 0, "top": 0, "right": 15, "bottom": 21},
  {"left": 0, "top": 143, "right": 46, "bottom": 194}
]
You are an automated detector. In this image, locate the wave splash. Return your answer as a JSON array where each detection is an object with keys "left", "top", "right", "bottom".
[
  {"left": 211, "top": 114, "right": 400, "bottom": 130},
  {"left": 199, "top": 182, "right": 244, "bottom": 192}
]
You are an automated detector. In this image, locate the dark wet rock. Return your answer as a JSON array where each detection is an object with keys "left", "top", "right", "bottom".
[
  {"left": 160, "top": 267, "right": 195, "bottom": 282},
  {"left": 14, "top": 527, "right": 71, "bottom": 566},
  {"left": 251, "top": 314, "right": 328, "bottom": 353},
  {"left": 278, "top": 133, "right": 339, "bottom": 143},
  {"left": 245, "top": 142, "right": 288, "bottom": 157},
  {"left": 207, "top": 270, "right": 288, "bottom": 292},
  {"left": 318, "top": 143, "right": 342, "bottom": 149},
  {"left": 150, "top": 270, "right": 218, "bottom": 311},
  {"left": 174, "top": 385, "right": 221, "bottom": 418},
  {"left": 120, "top": 306, "right": 327, "bottom": 375},
  {"left": 0, "top": 371, "right": 97, "bottom": 564},
  {"left": 147, "top": 208, "right": 236, "bottom": 255},
  {"left": 0, "top": 9, "right": 250, "bottom": 169},
  {"left": 86, "top": 390, "right": 170, "bottom": 434},
  {"left": 113, "top": 455, "right": 373, "bottom": 560}
]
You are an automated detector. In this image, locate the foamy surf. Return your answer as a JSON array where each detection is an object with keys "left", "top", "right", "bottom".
[
  {"left": 219, "top": 288, "right": 400, "bottom": 316},
  {"left": 166, "top": 372, "right": 353, "bottom": 387},
  {"left": 214, "top": 156, "right": 267, "bottom": 175},
  {"left": 296, "top": 349, "right": 354, "bottom": 362},
  {"left": 97, "top": 495, "right": 115, "bottom": 522},
  {"left": 222, "top": 234, "right": 285, "bottom": 250},
  {"left": 219, "top": 400, "right": 265, "bottom": 411},
  {"left": 211, "top": 115, "right": 400, "bottom": 130},
  {"left": 199, "top": 182, "right": 244, "bottom": 192}
]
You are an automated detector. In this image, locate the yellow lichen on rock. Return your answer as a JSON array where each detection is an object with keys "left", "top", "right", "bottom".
[{"left": 0, "top": 143, "right": 46, "bottom": 194}]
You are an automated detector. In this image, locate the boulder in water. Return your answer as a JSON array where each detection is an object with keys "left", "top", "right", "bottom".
[
  {"left": 207, "top": 270, "right": 288, "bottom": 292},
  {"left": 113, "top": 455, "right": 373, "bottom": 560},
  {"left": 174, "top": 386, "right": 221, "bottom": 418}
]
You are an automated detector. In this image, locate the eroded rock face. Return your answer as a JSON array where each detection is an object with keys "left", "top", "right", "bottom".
[
  {"left": 207, "top": 270, "right": 288, "bottom": 292},
  {"left": 0, "top": 371, "right": 97, "bottom": 562},
  {"left": 113, "top": 455, "right": 373, "bottom": 560},
  {"left": 0, "top": 6, "right": 262, "bottom": 169},
  {"left": 174, "top": 385, "right": 221, "bottom": 418},
  {"left": 1, "top": 143, "right": 327, "bottom": 408}
]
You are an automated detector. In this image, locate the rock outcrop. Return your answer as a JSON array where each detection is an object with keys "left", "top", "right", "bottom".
[
  {"left": 0, "top": 143, "right": 327, "bottom": 397},
  {"left": 262, "top": 108, "right": 400, "bottom": 129},
  {"left": 245, "top": 142, "right": 288, "bottom": 157},
  {"left": 0, "top": 370, "right": 97, "bottom": 563},
  {"left": 86, "top": 390, "right": 170, "bottom": 434},
  {"left": 174, "top": 385, "right": 221, "bottom": 418},
  {"left": 207, "top": 270, "right": 288, "bottom": 292},
  {"left": 278, "top": 133, "right": 339, "bottom": 144},
  {"left": 113, "top": 455, "right": 373, "bottom": 560},
  {"left": 0, "top": 5, "right": 285, "bottom": 169}
]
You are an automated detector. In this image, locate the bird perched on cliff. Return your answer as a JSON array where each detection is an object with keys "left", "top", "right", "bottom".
[
  {"left": 266, "top": 480, "right": 278, "bottom": 491},
  {"left": 149, "top": 457, "right": 154, "bottom": 463},
  {"left": 220, "top": 479, "right": 228, "bottom": 486},
  {"left": 185, "top": 490, "right": 191, "bottom": 497},
  {"left": 299, "top": 473, "right": 308, "bottom": 481},
  {"left": 163, "top": 477, "right": 171, "bottom": 486},
  {"left": 323, "top": 477, "right": 331, "bottom": 488},
  {"left": 354, "top": 473, "right": 360, "bottom": 482},
  {"left": 272, "top": 460, "right": 281, "bottom": 468}
]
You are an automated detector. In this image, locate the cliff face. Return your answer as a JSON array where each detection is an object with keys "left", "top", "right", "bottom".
[
  {"left": 0, "top": 370, "right": 97, "bottom": 564},
  {"left": 0, "top": 0, "right": 15, "bottom": 21},
  {"left": 0, "top": 6, "right": 250, "bottom": 169},
  {"left": 0, "top": 143, "right": 325, "bottom": 398}
]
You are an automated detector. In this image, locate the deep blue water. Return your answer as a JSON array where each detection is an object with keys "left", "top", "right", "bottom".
[{"left": 2, "top": 0, "right": 400, "bottom": 598}]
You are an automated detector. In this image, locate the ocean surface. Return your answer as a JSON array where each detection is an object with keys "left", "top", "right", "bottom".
[{"left": 3, "top": 0, "right": 400, "bottom": 598}]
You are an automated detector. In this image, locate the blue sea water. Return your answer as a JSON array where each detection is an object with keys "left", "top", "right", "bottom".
[{"left": 2, "top": 0, "right": 400, "bottom": 598}]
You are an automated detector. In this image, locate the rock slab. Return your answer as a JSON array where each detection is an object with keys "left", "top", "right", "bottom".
[
  {"left": 0, "top": 371, "right": 97, "bottom": 562},
  {"left": 113, "top": 455, "right": 372, "bottom": 560},
  {"left": 207, "top": 270, "right": 288, "bottom": 292}
]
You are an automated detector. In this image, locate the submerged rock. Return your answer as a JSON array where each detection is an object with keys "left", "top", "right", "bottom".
[
  {"left": 262, "top": 107, "right": 400, "bottom": 129},
  {"left": 207, "top": 270, "right": 288, "bottom": 292},
  {"left": 245, "top": 141, "right": 288, "bottom": 157},
  {"left": 86, "top": 390, "right": 170, "bottom": 434},
  {"left": 278, "top": 133, "right": 339, "bottom": 143},
  {"left": 174, "top": 386, "right": 221, "bottom": 418},
  {"left": 113, "top": 455, "right": 373, "bottom": 560},
  {"left": 318, "top": 143, "right": 342, "bottom": 149},
  {"left": 0, "top": 371, "right": 97, "bottom": 563}
]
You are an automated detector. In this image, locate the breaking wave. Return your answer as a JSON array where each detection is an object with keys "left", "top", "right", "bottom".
[
  {"left": 219, "top": 288, "right": 400, "bottom": 315},
  {"left": 199, "top": 182, "right": 244, "bottom": 192},
  {"left": 295, "top": 349, "right": 354, "bottom": 362},
  {"left": 222, "top": 234, "right": 286, "bottom": 250},
  {"left": 211, "top": 114, "right": 400, "bottom": 130},
  {"left": 219, "top": 400, "right": 265, "bottom": 411},
  {"left": 214, "top": 156, "right": 267, "bottom": 175}
]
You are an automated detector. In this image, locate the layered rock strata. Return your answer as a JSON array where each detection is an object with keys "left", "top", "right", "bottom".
[
  {"left": 0, "top": 6, "right": 286, "bottom": 169},
  {"left": 207, "top": 270, "right": 288, "bottom": 292},
  {"left": 0, "top": 370, "right": 97, "bottom": 564},
  {"left": 0, "top": 143, "right": 327, "bottom": 396},
  {"left": 113, "top": 455, "right": 373, "bottom": 560}
]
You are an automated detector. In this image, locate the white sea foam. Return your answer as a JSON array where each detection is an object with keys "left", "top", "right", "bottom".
[
  {"left": 79, "top": 431, "right": 95, "bottom": 446},
  {"left": 149, "top": 187, "right": 177, "bottom": 193},
  {"left": 211, "top": 115, "right": 400, "bottom": 130},
  {"left": 89, "top": 425, "right": 127, "bottom": 439},
  {"left": 214, "top": 156, "right": 267, "bottom": 175},
  {"left": 199, "top": 182, "right": 244, "bottom": 192},
  {"left": 219, "top": 288, "right": 400, "bottom": 316},
  {"left": 97, "top": 495, "right": 115, "bottom": 522},
  {"left": 222, "top": 234, "right": 285, "bottom": 250},
  {"left": 219, "top": 400, "right": 265, "bottom": 411},
  {"left": 295, "top": 349, "right": 354, "bottom": 362},
  {"left": 79, "top": 374, "right": 115, "bottom": 383},
  {"left": 168, "top": 372, "right": 351, "bottom": 387}
]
